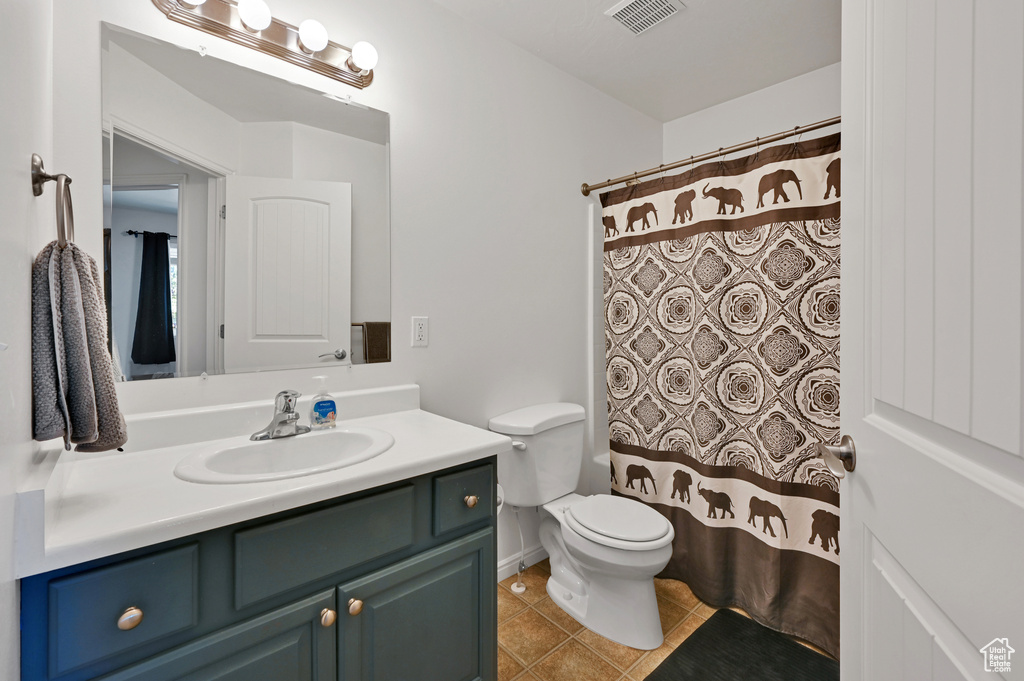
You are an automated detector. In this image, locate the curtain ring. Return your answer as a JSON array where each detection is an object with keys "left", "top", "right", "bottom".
[
  {"left": 717, "top": 147, "right": 725, "bottom": 170},
  {"left": 792, "top": 125, "right": 802, "bottom": 151},
  {"left": 688, "top": 155, "right": 694, "bottom": 179},
  {"left": 754, "top": 137, "right": 760, "bottom": 161}
]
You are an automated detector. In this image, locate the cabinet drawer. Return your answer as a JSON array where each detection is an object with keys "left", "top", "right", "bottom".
[
  {"left": 433, "top": 465, "right": 494, "bottom": 535},
  {"left": 235, "top": 485, "right": 415, "bottom": 609},
  {"left": 48, "top": 544, "right": 198, "bottom": 676}
]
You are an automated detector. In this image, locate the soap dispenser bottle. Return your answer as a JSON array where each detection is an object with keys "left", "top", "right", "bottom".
[{"left": 309, "top": 376, "right": 337, "bottom": 430}]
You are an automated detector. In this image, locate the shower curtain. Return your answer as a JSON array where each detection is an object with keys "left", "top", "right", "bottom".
[
  {"left": 602, "top": 133, "right": 841, "bottom": 656},
  {"left": 131, "top": 231, "right": 176, "bottom": 365}
]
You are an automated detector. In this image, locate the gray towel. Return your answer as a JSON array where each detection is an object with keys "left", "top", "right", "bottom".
[{"left": 32, "top": 241, "right": 127, "bottom": 452}]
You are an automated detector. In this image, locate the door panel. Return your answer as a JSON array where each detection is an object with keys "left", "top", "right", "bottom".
[
  {"left": 843, "top": 0, "right": 1024, "bottom": 679},
  {"left": 223, "top": 176, "right": 351, "bottom": 372},
  {"left": 99, "top": 591, "right": 336, "bottom": 681},
  {"left": 337, "top": 529, "right": 495, "bottom": 681}
]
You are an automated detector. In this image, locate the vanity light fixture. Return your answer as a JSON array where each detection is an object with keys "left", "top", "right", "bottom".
[
  {"left": 347, "top": 41, "right": 378, "bottom": 75},
  {"left": 155, "top": 0, "right": 377, "bottom": 89},
  {"left": 298, "top": 19, "right": 329, "bottom": 54},
  {"left": 237, "top": 0, "right": 271, "bottom": 32}
]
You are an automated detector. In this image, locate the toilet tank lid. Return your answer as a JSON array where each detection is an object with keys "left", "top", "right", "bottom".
[{"left": 488, "top": 403, "right": 585, "bottom": 435}]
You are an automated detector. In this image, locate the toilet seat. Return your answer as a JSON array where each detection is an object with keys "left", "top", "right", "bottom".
[{"left": 563, "top": 495, "right": 673, "bottom": 551}]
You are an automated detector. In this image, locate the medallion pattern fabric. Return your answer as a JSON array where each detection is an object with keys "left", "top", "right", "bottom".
[{"left": 602, "top": 134, "right": 841, "bottom": 657}]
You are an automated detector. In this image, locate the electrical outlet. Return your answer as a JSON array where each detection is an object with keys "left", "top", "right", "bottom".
[{"left": 412, "top": 316, "right": 429, "bottom": 347}]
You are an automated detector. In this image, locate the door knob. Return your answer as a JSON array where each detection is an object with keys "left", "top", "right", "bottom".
[
  {"left": 348, "top": 598, "right": 363, "bottom": 616},
  {"left": 464, "top": 495, "right": 479, "bottom": 508},
  {"left": 318, "top": 349, "right": 347, "bottom": 360},
  {"left": 815, "top": 435, "right": 856, "bottom": 477},
  {"left": 320, "top": 608, "right": 337, "bottom": 627}
]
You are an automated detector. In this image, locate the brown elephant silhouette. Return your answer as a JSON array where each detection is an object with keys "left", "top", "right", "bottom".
[
  {"left": 603, "top": 215, "right": 618, "bottom": 238},
  {"left": 670, "top": 470, "right": 692, "bottom": 503},
  {"left": 672, "top": 189, "right": 696, "bottom": 224},
  {"left": 747, "top": 497, "right": 788, "bottom": 538},
  {"left": 610, "top": 461, "right": 617, "bottom": 485},
  {"left": 626, "top": 203, "right": 658, "bottom": 232},
  {"left": 809, "top": 509, "right": 840, "bottom": 554},
  {"left": 697, "top": 482, "right": 734, "bottom": 519},
  {"left": 702, "top": 184, "right": 744, "bottom": 215},
  {"left": 823, "top": 158, "right": 841, "bottom": 199},
  {"left": 756, "top": 169, "right": 802, "bottom": 208},
  {"left": 625, "top": 464, "right": 657, "bottom": 494}
]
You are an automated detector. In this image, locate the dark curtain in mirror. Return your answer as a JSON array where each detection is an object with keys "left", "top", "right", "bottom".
[{"left": 131, "top": 231, "right": 176, "bottom": 364}]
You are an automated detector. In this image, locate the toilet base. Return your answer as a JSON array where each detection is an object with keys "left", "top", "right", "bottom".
[
  {"left": 539, "top": 509, "right": 669, "bottom": 650},
  {"left": 544, "top": 570, "right": 665, "bottom": 650}
]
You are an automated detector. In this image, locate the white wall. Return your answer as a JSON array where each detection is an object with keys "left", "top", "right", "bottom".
[
  {"left": 662, "top": 63, "right": 841, "bottom": 163},
  {"left": 0, "top": 1, "right": 53, "bottom": 678},
  {"left": 39, "top": 0, "right": 662, "bottom": 597}
]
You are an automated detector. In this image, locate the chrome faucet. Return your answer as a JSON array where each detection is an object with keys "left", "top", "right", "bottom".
[{"left": 251, "top": 390, "right": 311, "bottom": 441}]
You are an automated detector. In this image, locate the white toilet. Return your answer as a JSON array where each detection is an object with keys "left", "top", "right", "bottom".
[{"left": 489, "top": 403, "right": 675, "bottom": 650}]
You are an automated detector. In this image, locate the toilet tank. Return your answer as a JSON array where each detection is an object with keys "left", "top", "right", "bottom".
[{"left": 489, "top": 403, "right": 585, "bottom": 508}]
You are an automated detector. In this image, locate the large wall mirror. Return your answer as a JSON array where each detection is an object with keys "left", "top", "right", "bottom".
[{"left": 101, "top": 23, "right": 391, "bottom": 381}]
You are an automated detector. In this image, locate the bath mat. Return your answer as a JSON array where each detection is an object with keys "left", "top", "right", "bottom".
[{"left": 646, "top": 609, "right": 839, "bottom": 681}]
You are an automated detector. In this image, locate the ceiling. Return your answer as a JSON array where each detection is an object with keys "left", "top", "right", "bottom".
[{"left": 430, "top": 0, "right": 841, "bottom": 122}]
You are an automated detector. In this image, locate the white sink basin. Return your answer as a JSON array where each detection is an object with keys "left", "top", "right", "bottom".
[{"left": 174, "top": 426, "right": 395, "bottom": 484}]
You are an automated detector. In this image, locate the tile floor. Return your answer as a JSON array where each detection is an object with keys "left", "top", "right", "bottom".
[{"left": 497, "top": 560, "right": 830, "bottom": 681}]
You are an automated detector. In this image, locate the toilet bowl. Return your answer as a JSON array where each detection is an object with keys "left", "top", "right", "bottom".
[
  {"left": 539, "top": 493, "right": 674, "bottom": 650},
  {"left": 489, "top": 403, "right": 675, "bottom": 650}
]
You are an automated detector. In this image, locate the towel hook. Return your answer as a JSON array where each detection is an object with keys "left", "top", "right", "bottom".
[{"left": 31, "top": 154, "right": 75, "bottom": 247}]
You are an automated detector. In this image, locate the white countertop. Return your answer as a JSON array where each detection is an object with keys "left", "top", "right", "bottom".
[{"left": 16, "top": 388, "right": 511, "bottom": 577}]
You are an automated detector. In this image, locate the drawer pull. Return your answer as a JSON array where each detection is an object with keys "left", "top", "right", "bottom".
[
  {"left": 348, "top": 598, "right": 363, "bottom": 616},
  {"left": 320, "top": 608, "right": 337, "bottom": 627},
  {"left": 117, "top": 607, "right": 144, "bottom": 631},
  {"left": 464, "top": 495, "right": 479, "bottom": 509}
]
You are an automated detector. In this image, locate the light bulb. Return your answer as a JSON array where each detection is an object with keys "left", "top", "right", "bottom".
[
  {"left": 348, "top": 41, "right": 378, "bottom": 73},
  {"left": 237, "top": 0, "right": 271, "bottom": 32},
  {"left": 178, "top": 0, "right": 207, "bottom": 7},
  {"left": 298, "top": 19, "right": 329, "bottom": 54}
]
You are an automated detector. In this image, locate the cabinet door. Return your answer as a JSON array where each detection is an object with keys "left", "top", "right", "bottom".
[
  {"left": 338, "top": 528, "right": 495, "bottom": 681},
  {"left": 99, "top": 591, "right": 336, "bottom": 681}
]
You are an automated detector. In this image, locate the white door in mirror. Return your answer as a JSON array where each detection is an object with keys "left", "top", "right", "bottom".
[{"left": 223, "top": 176, "right": 352, "bottom": 373}]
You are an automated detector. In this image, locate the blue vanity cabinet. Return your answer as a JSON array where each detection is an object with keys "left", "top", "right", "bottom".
[{"left": 21, "top": 459, "right": 497, "bottom": 681}]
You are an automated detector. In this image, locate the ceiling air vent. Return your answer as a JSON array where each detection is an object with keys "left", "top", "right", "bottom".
[{"left": 605, "top": 0, "right": 683, "bottom": 35}]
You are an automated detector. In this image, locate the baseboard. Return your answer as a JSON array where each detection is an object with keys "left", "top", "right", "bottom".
[{"left": 497, "top": 544, "right": 548, "bottom": 582}]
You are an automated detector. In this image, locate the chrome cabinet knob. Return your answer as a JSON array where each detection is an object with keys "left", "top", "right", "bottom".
[
  {"left": 320, "top": 608, "right": 337, "bottom": 627},
  {"left": 816, "top": 435, "right": 856, "bottom": 477},
  {"left": 464, "top": 495, "right": 479, "bottom": 509},
  {"left": 318, "top": 349, "right": 347, "bottom": 360},
  {"left": 348, "top": 598, "right": 363, "bottom": 616},
  {"left": 117, "top": 606, "right": 144, "bottom": 631}
]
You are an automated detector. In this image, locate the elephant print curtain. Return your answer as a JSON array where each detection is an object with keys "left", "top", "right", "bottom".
[{"left": 601, "top": 133, "right": 841, "bottom": 657}]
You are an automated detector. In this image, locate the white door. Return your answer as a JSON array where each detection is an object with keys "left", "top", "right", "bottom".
[
  {"left": 223, "top": 176, "right": 352, "bottom": 373},
  {"left": 842, "top": 1, "right": 1024, "bottom": 679}
]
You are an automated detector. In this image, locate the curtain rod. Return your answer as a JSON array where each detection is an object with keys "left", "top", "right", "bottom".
[
  {"left": 124, "top": 230, "right": 177, "bottom": 239},
  {"left": 580, "top": 115, "right": 841, "bottom": 197}
]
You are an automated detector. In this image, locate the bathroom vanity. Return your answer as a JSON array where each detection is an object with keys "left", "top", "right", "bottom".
[{"left": 17, "top": 385, "right": 507, "bottom": 681}]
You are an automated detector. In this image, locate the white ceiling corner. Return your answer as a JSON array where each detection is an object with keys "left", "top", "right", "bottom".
[{"left": 429, "top": 0, "right": 841, "bottom": 123}]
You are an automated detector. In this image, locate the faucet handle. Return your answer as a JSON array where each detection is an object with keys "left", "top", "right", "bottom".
[{"left": 275, "top": 390, "right": 301, "bottom": 413}]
